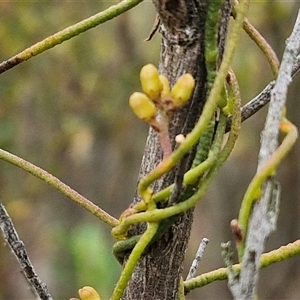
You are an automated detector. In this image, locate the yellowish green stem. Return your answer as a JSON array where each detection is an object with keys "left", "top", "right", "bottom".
[
  {"left": 184, "top": 239, "right": 300, "bottom": 292},
  {"left": 111, "top": 222, "right": 159, "bottom": 300},
  {"left": 0, "top": 148, "right": 118, "bottom": 227},
  {"left": 112, "top": 113, "right": 227, "bottom": 238},
  {"left": 232, "top": 0, "right": 280, "bottom": 77},
  {"left": 137, "top": 0, "right": 249, "bottom": 206},
  {"left": 177, "top": 277, "right": 186, "bottom": 300},
  {"left": 0, "top": 0, "right": 144, "bottom": 74},
  {"left": 237, "top": 118, "right": 298, "bottom": 260},
  {"left": 243, "top": 18, "right": 279, "bottom": 77},
  {"left": 112, "top": 89, "right": 242, "bottom": 239},
  {"left": 113, "top": 63, "right": 243, "bottom": 239}
]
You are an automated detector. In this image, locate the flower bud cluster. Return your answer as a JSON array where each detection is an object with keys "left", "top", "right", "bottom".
[
  {"left": 129, "top": 64, "right": 195, "bottom": 125},
  {"left": 78, "top": 286, "right": 102, "bottom": 300}
]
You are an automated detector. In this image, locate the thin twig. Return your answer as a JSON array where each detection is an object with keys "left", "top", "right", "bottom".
[
  {"left": 0, "top": 0, "right": 144, "bottom": 74},
  {"left": 0, "top": 148, "right": 118, "bottom": 227},
  {"left": 0, "top": 200, "right": 53, "bottom": 300},
  {"left": 225, "top": 54, "right": 300, "bottom": 132},
  {"left": 184, "top": 239, "right": 300, "bottom": 293},
  {"left": 145, "top": 14, "right": 160, "bottom": 41},
  {"left": 242, "top": 18, "right": 279, "bottom": 77},
  {"left": 231, "top": 9, "right": 300, "bottom": 299},
  {"left": 237, "top": 119, "right": 297, "bottom": 260},
  {"left": 241, "top": 54, "right": 300, "bottom": 123},
  {"left": 186, "top": 238, "right": 209, "bottom": 281},
  {"left": 232, "top": 0, "right": 280, "bottom": 77}
]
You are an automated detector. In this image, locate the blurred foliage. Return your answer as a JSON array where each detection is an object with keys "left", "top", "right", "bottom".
[{"left": 0, "top": 2, "right": 299, "bottom": 300}]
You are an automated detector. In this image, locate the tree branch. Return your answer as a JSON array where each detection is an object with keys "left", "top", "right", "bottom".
[
  {"left": 119, "top": 0, "right": 248, "bottom": 299},
  {"left": 225, "top": 54, "right": 300, "bottom": 132},
  {"left": 0, "top": 200, "right": 53, "bottom": 300},
  {"left": 230, "top": 9, "right": 300, "bottom": 299}
]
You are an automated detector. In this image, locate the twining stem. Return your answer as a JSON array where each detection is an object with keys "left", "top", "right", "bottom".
[
  {"left": 154, "top": 118, "right": 225, "bottom": 203},
  {"left": 237, "top": 118, "right": 298, "bottom": 260},
  {"left": 222, "top": 69, "right": 242, "bottom": 153},
  {"left": 113, "top": 84, "right": 242, "bottom": 239},
  {"left": 112, "top": 0, "right": 246, "bottom": 265},
  {"left": 177, "top": 278, "right": 185, "bottom": 300},
  {"left": 120, "top": 70, "right": 242, "bottom": 220},
  {"left": 112, "top": 113, "right": 227, "bottom": 238},
  {"left": 117, "top": 118, "right": 221, "bottom": 225},
  {"left": 0, "top": 0, "right": 144, "bottom": 74},
  {"left": 243, "top": 18, "right": 279, "bottom": 77},
  {"left": 184, "top": 239, "right": 300, "bottom": 292},
  {"left": 111, "top": 222, "right": 159, "bottom": 300},
  {"left": 137, "top": 0, "right": 249, "bottom": 205},
  {"left": 0, "top": 148, "right": 118, "bottom": 227},
  {"left": 205, "top": 0, "right": 222, "bottom": 91},
  {"left": 113, "top": 60, "right": 242, "bottom": 239},
  {"left": 232, "top": 0, "right": 280, "bottom": 77}
]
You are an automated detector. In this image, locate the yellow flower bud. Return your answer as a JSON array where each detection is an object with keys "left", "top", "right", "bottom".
[
  {"left": 140, "top": 64, "right": 163, "bottom": 100},
  {"left": 78, "top": 286, "right": 101, "bottom": 300},
  {"left": 171, "top": 73, "right": 195, "bottom": 107},
  {"left": 129, "top": 92, "right": 157, "bottom": 122},
  {"left": 159, "top": 75, "right": 171, "bottom": 99}
]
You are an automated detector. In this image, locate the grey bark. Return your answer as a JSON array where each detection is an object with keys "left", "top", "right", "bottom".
[
  {"left": 0, "top": 200, "right": 53, "bottom": 300},
  {"left": 121, "top": 1, "right": 231, "bottom": 299},
  {"left": 229, "top": 9, "right": 300, "bottom": 300}
]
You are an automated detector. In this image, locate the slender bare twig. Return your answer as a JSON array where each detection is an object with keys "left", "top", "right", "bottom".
[
  {"left": 230, "top": 9, "right": 300, "bottom": 299},
  {"left": 241, "top": 54, "right": 300, "bottom": 122},
  {"left": 0, "top": 200, "right": 53, "bottom": 300},
  {"left": 225, "top": 54, "right": 300, "bottom": 132},
  {"left": 186, "top": 238, "right": 209, "bottom": 281}
]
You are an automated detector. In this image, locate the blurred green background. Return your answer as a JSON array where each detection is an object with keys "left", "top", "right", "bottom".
[{"left": 0, "top": 2, "right": 299, "bottom": 299}]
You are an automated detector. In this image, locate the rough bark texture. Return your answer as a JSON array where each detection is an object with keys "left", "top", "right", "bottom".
[{"left": 122, "top": 1, "right": 231, "bottom": 299}]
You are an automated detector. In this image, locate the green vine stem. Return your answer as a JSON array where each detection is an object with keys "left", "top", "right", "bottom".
[
  {"left": 0, "top": 0, "right": 144, "bottom": 74},
  {"left": 205, "top": 0, "right": 222, "bottom": 91},
  {"left": 0, "top": 148, "right": 118, "bottom": 227},
  {"left": 112, "top": 78, "right": 242, "bottom": 265},
  {"left": 243, "top": 18, "right": 279, "bottom": 77},
  {"left": 177, "top": 277, "right": 186, "bottom": 300},
  {"left": 237, "top": 118, "right": 298, "bottom": 260},
  {"left": 148, "top": 122, "right": 216, "bottom": 205},
  {"left": 217, "top": 70, "right": 241, "bottom": 161},
  {"left": 113, "top": 65, "right": 242, "bottom": 239},
  {"left": 112, "top": 68, "right": 242, "bottom": 251},
  {"left": 111, "top": 222, "right": 159, "bottom": 300},
  {"left": 112, "top": 76, "right": 242, "bottom": 239},
  {"left": 112, "top": 112, "right": 227, "bottom": 238},
  {"left": 111, "top": 2, "right": 245, "bottom": 284},
  {"left": 231, "top": 10, "right": 300, "bottom": 298},
  {"left": 184, "top": 239, "right": 300, "bottom": 293},
  {"left": 136, "top": 0, "right": 249, "bottom": 207},
  {"left": 232, "top": 0, "right": 280, "bottom": 77}
]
